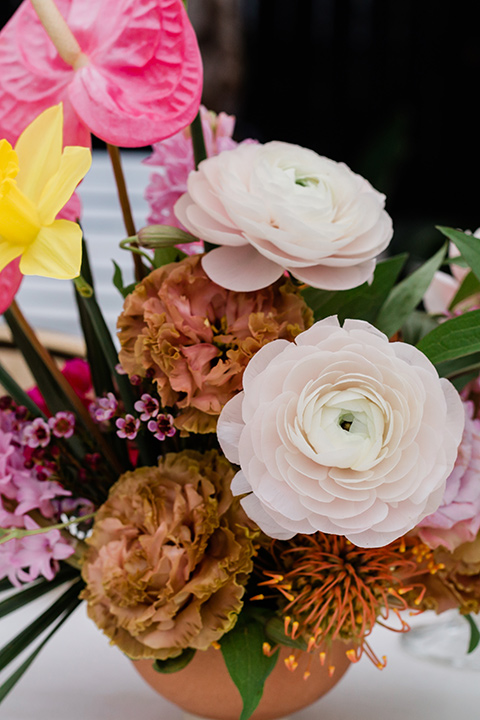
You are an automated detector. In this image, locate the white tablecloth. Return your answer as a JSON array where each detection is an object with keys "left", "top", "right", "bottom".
[{"left": 1, "top": 593, "right": 479, "bottom": 720}]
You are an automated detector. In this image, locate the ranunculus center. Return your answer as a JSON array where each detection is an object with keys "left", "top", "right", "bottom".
[{"left": 300, "top": 388, "right": 387, "bottom": 472}]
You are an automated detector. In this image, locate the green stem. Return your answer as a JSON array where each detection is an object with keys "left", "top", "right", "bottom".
[
  {"left": 190, "top": 111, "right": 207, "bottom": 168},
  {"left": 0, "top": 513, "right": 96, "bottom": 546}
]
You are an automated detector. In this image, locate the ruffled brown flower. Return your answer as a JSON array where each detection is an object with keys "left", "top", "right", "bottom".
[
  {"left": 117, "top": 255, "right": 312, "bottom": 433},
  {"left": 80, "top": 450, "right": 255, "bottom": 660}
]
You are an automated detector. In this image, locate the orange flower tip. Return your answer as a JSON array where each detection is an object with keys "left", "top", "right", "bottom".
[
  {"left": 262, "top": 642, "right": 272, "bottom": 656},
  {"left": 284, "top": 655, "right": 299, "bottom": 672},
  {"left": 377, "top": 656, "right": 387, "bottom": 670},
  {"left": 307, "top": 637, "right": 316, "bottom": 653},
  {"left": 319, "top": 651, "right": 326, "bottom": 666},
  {"left": 328, "top": 665, "right": 336, "bottom": 678},
  {"left": 346, "top": 649, "right": 359, "bottom": 663},
  {"left": 211, "top": 642, "right": 221, "bottom": 650},
  {"left": 291, "top": 621, "right": 300, "bottom": 638},
  {"left": 250, "top": 594, "right": 265, "bottom": 601},
  {"left": 303, "top": 671, "right": 311, "bottom": 681},
  {"left": 284, "top": 616, "right": 291, "bottom": 633}
]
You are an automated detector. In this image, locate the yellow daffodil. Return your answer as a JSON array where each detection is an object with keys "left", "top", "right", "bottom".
[{"left": 0, "top": 104, "right": 91, "bottom": 279}]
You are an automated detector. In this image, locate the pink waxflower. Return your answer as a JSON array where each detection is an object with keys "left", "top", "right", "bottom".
[
  {"left": 147, "top": 413, "right": 176, "bottom": 441},
  {"left": 116, "top": 414, "right": 140, "bottom": 440},
  {"left": 48, "top": 411, "right": 75, "bottom": 439},
  {"left": 418, "top": 400, "right": 480, "bottom": 551},
  {"left": 22, "top": 418, "right": 51, "bottom": 449},
  {"left": 134, "top": 394, "right": 159, "bottom": 421},
  {"left": 144, "top": 105, "right": 240, "bottom": 234},
  {"left": 89, "top": 393, "right": 118, "bottom": 423},
  {"left": 0, "top": 0, "right": 203, "bottom": 148}
]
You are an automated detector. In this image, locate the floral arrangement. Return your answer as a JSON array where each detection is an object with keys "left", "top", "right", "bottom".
[{"left": 2, "top": 2, "right": 480, "bottom": 718}]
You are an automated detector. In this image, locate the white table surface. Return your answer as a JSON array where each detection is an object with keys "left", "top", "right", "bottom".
[{"left": 1, "top": 591, "right": 479, "bottom": 720}]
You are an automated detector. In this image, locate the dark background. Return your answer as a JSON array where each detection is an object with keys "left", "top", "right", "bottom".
[{"left": 2, "top": 0, "right": 478, "bottom": 260}]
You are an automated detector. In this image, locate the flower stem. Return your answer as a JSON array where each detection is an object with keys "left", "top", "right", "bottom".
[
  {"left": 190, "top": 111, "right": 207, "bottom": 168},
  {"left": 29, "top": 0, "right": 88, "bottom": 69},
  {"left": 0, "top": 514, "right": 96, "bottom": 546},
  {"left": 106, "top": 144, "right": 147, "bottom": 281}
]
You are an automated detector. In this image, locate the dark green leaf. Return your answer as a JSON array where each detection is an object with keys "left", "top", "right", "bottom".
[
  {"left": 0, "top": 361, "right": 45, "bottom": 419},
  {"left": 264, "top": 616, "right": 307, "bottom": 651},
  {"left": 449, "top": 271, "right": 480, "bottom": 310},
  {"left": 437, "top": 226, "right": 480, "bottom": 283},
  {"left": 375, "top": 244, "right": 447, "bottom": 337},
  {"left": 399, "top": 311, "right": 439, "bottom": 346},
  {"left": 416, "top": 310, "right": 480, "bottom": 365},
  {"left": 435, "top": 352, "right": 480, "bottom": 381},
  {"left": 153, "top": 647, "right": 196, "bottom": 673},
  {"left": 220, "top": 611, "right": 279, "bottom": 720},
  {"left": 0, "top": 578, "right": 13, "bottom": 594},
  {"left": 112, "top": 261, "right": 137, "bottom": 299},
  {"left": 464, "top": 614, "right": 480, "bottom": 654},
  {"left": 302, "top": 254, "right": 407, "bottom": 324},
  {"left": 0, "top": 595, "right": 81, "bottom": 704},
  {"left": 153, "top": 246, "right": 187, "bottom": 269},
  {"left": 190, "top": 110, "right": 207, "bottom": 168},
  {"left": 0, "top": 580, "right": 82, "bottom": 672},
  {"left": 0, "top": 565, "right": 79, "bottom": 619}
]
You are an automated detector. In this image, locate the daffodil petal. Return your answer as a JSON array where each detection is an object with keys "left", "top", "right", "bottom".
[
  {"left": 0, "top": 240, "right": 23, "bottom": 273},
  {"left": 38, "top": 146, "right": 91, "bottom": 225},
  {"left": 0, "top": 140, "right": 18, "bottom": 183},
  {"left": 0, "top": 179, "right": 40, "bottom": 245},
  {"left": 19, "top": 219, "right": 82, "bottom": 279},
  {"left": 14, "top": 104, "right": 63, "bottom": 204}
]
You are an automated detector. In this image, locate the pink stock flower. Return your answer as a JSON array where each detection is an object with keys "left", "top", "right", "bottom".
[
  {"left": 175, "top": 141, "right": 393, "bottom": 292},
  {"left": 418, "top": 400, "right": 480, "bottom": 551},
  {"left": 0, "top": 0, "right": 202, "bottom": 148},
  {"left": 144, "top": 105, "right": 240, "bottom": 234},
  {"left": 217, "top": 316, "right": 464, "bottom": 547}
]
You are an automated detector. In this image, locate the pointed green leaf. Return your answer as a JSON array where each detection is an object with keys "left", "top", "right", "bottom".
[
  {"left": 220, "top": 611, "right": 279, "bottom": 720},
  {"left": 449, "top": 271, "right": 480, "bottom": 310},
  {"left": 153, "top": 647, "right": 196, "bottom": 673},
  {"left": 375, "top": 244, "right": 447, "bottom": 337},
  {"left": 302, "top": 254, "right": 407, "bottom": 324},
  {"left": 464, "top": 614, "right": 480, "bottom": 654},
  {"left": 398, "top": 311, "right": 439, "bottom": 346},
  {"left": 437, "top": 226, "right": 480, "bottom": 283},
  {"left": 0, "top": 361, "right": 46, "bottom": 419},
  {"left": 0, "top": 565, "right": 79, "bottom": 619},
  {"left": 0, "top": 595, "right": 81, "bottom": 704},
  {"left": 112, "top": 261, "right": 137, "bottom": 299},
  {"left": 416, "top": 309, "right": 480, "bottom": 365}
]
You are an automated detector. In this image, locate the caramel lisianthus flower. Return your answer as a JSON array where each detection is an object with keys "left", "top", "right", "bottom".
[
  {"left": 80, "top": 450, "right": 256, "bottom": 660},
  {"left": 117, "top": 254, "right": 312, "bottom": 434}
]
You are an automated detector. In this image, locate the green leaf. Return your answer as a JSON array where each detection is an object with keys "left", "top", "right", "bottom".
[
  {"left": 416, "top": 309, "right": 480, "bottom": 365},
  {"left": 464, "top": 614, "right": 480, "bottom": 654},
  {"left": 435, "top": 352, "right": 480, "bottom": 381},
  {"left": 0, "top": 361, "right": 46, "bottom": 419},
  {"left": 0, "top": 594, "right": 81, "bottom": 705},
  {"left": 0, "top": 578, "right": 12, "bottom": 594},
  {"left": 153, "top": 647, "right": 196, "bottom": 674},
  {"left": 153, "top": 246, "right": 187, "bottom": 269},
  {"left": 0, "top": 565, "right": 79, "bottom": 619},
  {"left": 220, "top": 611, "right": 279, "bottom": 720},
  {"left": 0, "top": 580, "right": 82, "bottom": 672},
  {"left": 112, "top": 261, "right": 137, "bottom": 299},
  {"left": 449, "top": 271, "right": 480, "bottom": 310},
  {"left": 375, "top": 244, "right": 447, "bottom": 338},
  {"left": 302, "top": 254, "right": 407, "bottom": 324},
  {"left": 264, "top": 616, "right": 307, "bottom": 651},
  {"left": 399, "top": 311, "right": 439, "bottom": 346},
  {"left": 437, "top": 226, "right": 480, "bottom": 283}
]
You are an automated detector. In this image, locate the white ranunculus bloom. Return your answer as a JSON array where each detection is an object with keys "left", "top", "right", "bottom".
[
  {"left": 217, "top": 316, "right": 465, "bottom": 547},
  {"left": 174, "top": 141, "right": 393, "bottom": 292}
]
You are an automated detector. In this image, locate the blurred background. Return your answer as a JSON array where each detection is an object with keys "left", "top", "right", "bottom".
[{"left": 1, "top": 0, "right": 478, "bottom": 332}]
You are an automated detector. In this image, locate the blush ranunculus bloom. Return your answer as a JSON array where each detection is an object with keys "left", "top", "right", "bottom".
[
  {"left": 217, "top": 316, "right": 464, "bottom": 547},
  {"left": 0, "top": 0, "right": 202, "bottom": 148},
  {"left": 418, "top": 400, "right": 480, "bottom": 551},
  {"left": 174, "top": 141, "right": 393, "bottom": 292}
]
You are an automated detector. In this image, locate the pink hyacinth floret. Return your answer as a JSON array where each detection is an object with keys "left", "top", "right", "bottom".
[
  {"left": 0, "top": 0, "right": 202, "bottom": 148},
  {"left": 145, "top": 105, "right": 250, "bottom": 248},
  {"left": 418, "top": 400, "right": 480, "bottom": 551}
]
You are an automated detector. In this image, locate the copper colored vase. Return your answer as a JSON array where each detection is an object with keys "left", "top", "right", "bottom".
[{"left": 133, "top": 643, "right": 350, "bottom": 720}]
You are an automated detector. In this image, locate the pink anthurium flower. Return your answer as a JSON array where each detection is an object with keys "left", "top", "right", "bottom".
[
  {"left": 0, "top": 0, "right": 203, "bottom": 148},
  {"left": 0, "top": 258, "right": 22, "bottom": 315}
]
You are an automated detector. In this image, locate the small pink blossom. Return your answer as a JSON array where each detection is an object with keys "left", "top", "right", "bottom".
[
  {"left": 22, "top": 418, "right": 51, "bottom": 449},
  {"left": 89, "top": 393, "right": 118, "bottom": 423},
  {"left": 48, "top": 411, "right": 75, "bottom": 439},
  {"left": 147, "top": 413, "right": 176, "bottom": 441},
  {"left": 134, "top": 394, "right": 160, "bottom": 421},
  {"left": 116, "top": 414, "right": 140, "bottom": 440},
  {"left": 12, "top": 517, "right": 74, "bottom": 584}
]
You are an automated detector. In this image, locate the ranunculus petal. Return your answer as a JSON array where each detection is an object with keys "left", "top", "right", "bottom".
[{"left": 201, "top": 244, "right": 284, "bottom": 292}]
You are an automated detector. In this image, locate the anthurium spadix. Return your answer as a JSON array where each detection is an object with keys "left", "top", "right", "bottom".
[
  {"left": 0, "top": 104, "right": 91, "bottom": 280},
  {"left": 0, "top": 0, "right": 203, "bottom": 148}
]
